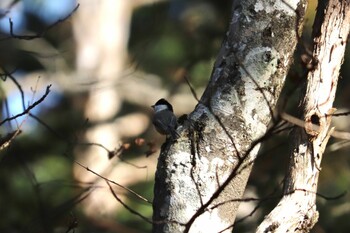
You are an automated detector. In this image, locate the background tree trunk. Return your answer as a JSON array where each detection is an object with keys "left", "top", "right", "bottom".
[
  {"left": 153, "top": 0, "right": 307, "bottom": 232},
  {"left": 257, "top": 0, "right": 350, "bottom": 232},
  {"left": 72, "top": 0, "right": 132, "bottom": 216}
]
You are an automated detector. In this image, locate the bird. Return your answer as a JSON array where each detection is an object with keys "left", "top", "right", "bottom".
[{"left": 151, "top": 98, "right": 178, "bottom": 139}]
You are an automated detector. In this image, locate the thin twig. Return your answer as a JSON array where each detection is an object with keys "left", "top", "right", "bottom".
[
  {"left": 74, "top": 161, "right": 151, "bottom": 204},
  {"left": 183, "top": 75, "right": 199, "bottom": 102},
  {"left": 106, "top": 180, "right": 153, "bottom": 224},
  {"left": 0, "top": 85, "right": 52, "bottom": 126},
  {"left": 7, "top": 4, "right": 80, "bottom": 40}
]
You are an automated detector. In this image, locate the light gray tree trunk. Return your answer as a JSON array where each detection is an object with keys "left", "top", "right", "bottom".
[
  {"left": 153, "top": 0, "right": 307, "bottom": 232},
  {"left": 257, "top": 0, "right": 350, "bottom": 232}
]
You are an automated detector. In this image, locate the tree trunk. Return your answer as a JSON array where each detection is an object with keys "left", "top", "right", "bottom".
[
  {"left": 257, "top": 0, "right": 350, "bottom": 232},
  {"left": 153, "top": 0, "right": 307, "bottom": 232},
  {"left": 72, "top": 0, "right": 132, "bottom": 216}
]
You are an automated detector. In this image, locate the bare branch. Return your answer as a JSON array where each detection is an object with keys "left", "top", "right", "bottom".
[
  {"left": 5, "top": 4, "right": 80, "bottom": 40},
  {"left": 106, "top": 180, "right": 153, "bottom": 224},
  {"left": 0, "top": 84, "right": 52, "bottom": 126},
  {"left": 0, "top": 130, "right": 22, "bottom": 150},
  {"left": 0, "top": 66, "right": 26, "bottom": 110},
  {"left": 74, "top": 161, "right": 151, "bottom": 204},
  {"left": 281, "top": 112, "right": 350, "bottom": 140}
]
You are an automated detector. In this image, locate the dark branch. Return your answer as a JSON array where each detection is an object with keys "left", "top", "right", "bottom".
[
  {"left": 0, "top": 66, "right": 26, "bottom": 110},
  {"left": 74, "top": 161, "right": 151, "bottom": 204},
  {"left": 0, "top": 85, "right": 52, "bottom": 126},
  {"left": 106, "top": 180, "right": 153, "bottom": 224},
  {"left": 184, "top": 75, "right": 199, "bottom": 102},
  {"left": 6, "top": 4, "right": 79, "bottom": 40}
]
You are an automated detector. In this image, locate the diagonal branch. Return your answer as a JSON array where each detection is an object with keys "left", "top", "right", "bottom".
[
  {"left": 0, "top": 84, "right": 52, "bottom": 126},
  {"left": 6, "top": 4, "right": 80, "bottom": 40}
]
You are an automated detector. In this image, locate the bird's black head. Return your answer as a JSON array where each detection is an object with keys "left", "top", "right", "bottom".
[{"left": 152, "top": 98, "right": 173, "bottom": 112}]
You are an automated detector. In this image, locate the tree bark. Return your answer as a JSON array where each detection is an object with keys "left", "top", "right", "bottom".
[
  {"left": 257, "top": 0, "right": 350, "bottom": 232},
  {"left": 153, "top": 0, "right": 307, "bottom": 232}
]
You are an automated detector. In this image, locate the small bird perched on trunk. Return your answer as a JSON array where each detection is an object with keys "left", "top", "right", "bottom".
[{"left": 151, "top": 98, "right": 178, "bottom": 139}]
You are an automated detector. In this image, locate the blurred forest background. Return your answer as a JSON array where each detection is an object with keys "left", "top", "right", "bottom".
[{"left": 0, "top": 0, "right": 350, "bottom": 232}]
